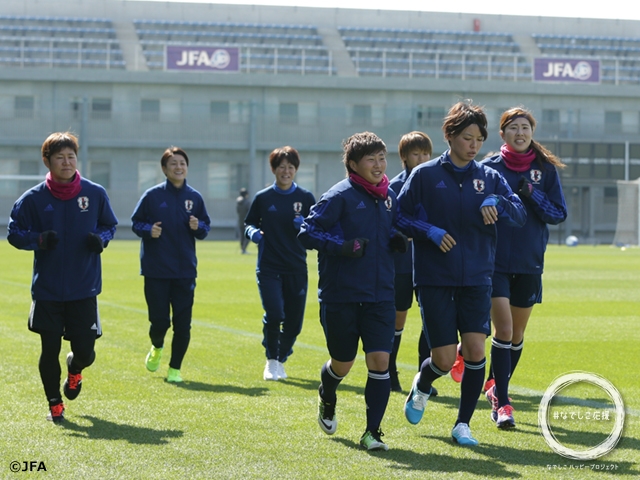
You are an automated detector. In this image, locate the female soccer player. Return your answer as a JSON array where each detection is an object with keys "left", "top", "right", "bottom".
[
  {"left": 299, "top": 132, "right": 408, "bottom": 451},
  {"left": 8, "top": 132, "right": 117, "bottom": 422},
  {"left": 244, "top": 146, "right": 316, "bottom": 381},
  {"left": 397, "top": 101, "right": 526, "bottom": 446},
  {"left": 132, "top": 147, "right": 211, "bottom": 383},
  {"left": 480, "top": 107, "right": 567, "bottom": 429}
]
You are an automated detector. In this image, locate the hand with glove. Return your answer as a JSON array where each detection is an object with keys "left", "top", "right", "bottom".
[
  {"left": 389, "top": 231, "right": 409, "bottom": 253},
  {"left": 341, "top": 238, "right": 369, "bottom": 258},
  {"left": 38, "top": 230, "right": 59, "bottom": 250},
  {"left": 517, "top": 176, "right": 534, "bottom": 198},
  {"left": 87, "top": 232, "right": 104, "bottom": 254}
]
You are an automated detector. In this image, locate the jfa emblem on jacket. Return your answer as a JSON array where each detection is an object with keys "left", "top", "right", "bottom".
[
  {"left": 184, "top": 200, "right": 193, "bottom": 212},
  {"left": 473, "top": 179, "right": 485, "bottom": 193},
  {"left": 530, "top": 169, "right": 542, "bottom": 184},
  {"left": 293, "top": 202, "right": 302, "bottom": 214},
  {"left": 385, "top": 196, "right": 393, "bottom": 211},
  {"left": 77, "top": 196, "right": 89, "bottom": 211}
]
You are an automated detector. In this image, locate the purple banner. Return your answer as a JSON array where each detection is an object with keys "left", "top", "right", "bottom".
[
  {"left": 534, "top": 58, "right": 600, "bottom": 83},
  {"left": 165, "top": 46, "right": 239, "bottom": 72}
]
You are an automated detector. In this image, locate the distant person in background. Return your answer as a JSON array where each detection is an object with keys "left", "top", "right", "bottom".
[
  {"left": 237, "top": 188, "right": 251, "bottom": 254},
  {"left": 244, "top": 146, "right": 316, "bottom": 381},
  {"left": 388, "top": 131, "right": 436, "bottom": 394},
  {"left": 132, "top": 146, "right": 210, "bottom": 384},
  {"left": 479, "top": 107, "right": 567, "bottom": 429},
  {"left": 7, "top": 132, "right": 118, "bottom": 423}
]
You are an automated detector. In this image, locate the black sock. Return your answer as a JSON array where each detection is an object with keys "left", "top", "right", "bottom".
[
  {"left": 418, "top": 329, "right": 430, "bottom": 369},
  {"left": 491, "top": 337, "right": 512, "bottom": 407},
  {"left": 389, "top": 329, "right": 403, "bottom": 374},
  {"left": 510, "top": 340, "right": 524, "bottom": 376},
  {"left": 417, "top": 357, "right": 446, "bottom": 393},
  {"left": 320, "top": 360, "right": 344, "bottom": 404},
  {"left": 365, "top": 369, "right": 390, "bottom": 433},
  {"left": 456, "top": 358, "right": 486, "bottom": 426}
]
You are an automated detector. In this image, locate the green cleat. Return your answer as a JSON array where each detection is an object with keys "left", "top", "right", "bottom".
[
  {"left": 360, "top": 429, "right": 389, "bottom": 451},
  {"left": 166, "top": 367, "right": 183, "bottom": 383},
  {"left": 145, "top": 346, "right": 163, "bottom": 372}
]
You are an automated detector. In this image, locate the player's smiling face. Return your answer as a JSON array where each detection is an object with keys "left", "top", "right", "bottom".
[
  {"left": 273, "top": 158, "right": 297, "bottom": 190},
  {"left": 349, "top": 150, "right": 387, "bottom": 185},
  {"left": 44, "top": 147, "right": 77, "bottom": 184},
  {"left": 500, "top": 117, "right": 533, "bottom": 153},
  {"left": 162, "top": 154, "right": 188, "bottom": 187}
]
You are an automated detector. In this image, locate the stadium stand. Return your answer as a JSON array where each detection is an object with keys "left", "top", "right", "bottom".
[
  {"left": 338, "top": 26, "right": 530, "bottom": 79},
  {"left": 133, "top": 20, "right": 335, "bottom": 74},
  {"left": 0, "top": 15, "right": 125, "bottom": 69}
]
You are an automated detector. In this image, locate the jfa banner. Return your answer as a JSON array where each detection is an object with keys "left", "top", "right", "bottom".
[
  {"left": 534, "top": 58, "right": 600, "bottom": 83},
  {"left": 166, "top": 46, "right": 240, "bottom": 72}
]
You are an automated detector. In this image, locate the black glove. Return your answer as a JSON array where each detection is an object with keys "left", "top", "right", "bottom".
[
  {"left": 341, "top": 238, "right": 368, "bottom": 258},
  {"left": 517, "top": 176, "right": 534, "bottom": 198},
  {"left": 38, "top": 230, "right": 59, "bottom": 250},
  {"left": 389, "top": 231, "right": 409, "bottom": 253},
  {"left": 87, "top": 233, "right": 104, "bottom": 254}
]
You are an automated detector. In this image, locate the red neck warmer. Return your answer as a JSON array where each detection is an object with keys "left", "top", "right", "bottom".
[
  {"left": 349, "top": 172, "right": 389, "bottom": 199},
  {"left": 500, "top": 144, "right": 536, "bottom": 172},
  {"left": 45, "top": 171, "right": 82, "bottom": 200}
]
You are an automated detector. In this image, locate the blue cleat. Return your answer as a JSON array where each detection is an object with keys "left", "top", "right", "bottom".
[
  {"left": 451, "top": 423, "right": 479, "bottom": 446},
  {"left": 404, "top": 373, "right": 431, "bottom": 425}
]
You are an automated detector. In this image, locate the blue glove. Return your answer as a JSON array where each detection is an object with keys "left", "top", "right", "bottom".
[
  {"left": 426, "top": 226, "right": 446, "bottom": 247},
  {"left": 251, "top": 230, "right": 263, "bottom": 244},
  {"left": 480, "top": 195, "right": 499, "bottom": 209},
  {"left": 293, "top": 215, "right": 303, "bottom": 230}
]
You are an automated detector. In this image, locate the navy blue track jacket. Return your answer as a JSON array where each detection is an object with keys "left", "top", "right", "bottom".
[
  {"left": 298, "top": 178, "right": 399, "bottom": 303},
  {"left": 481, "top": 154, "right": 567, "bottom": 274},
  {"left": 8, "top": 179, "right": 118, "bottom": 301},
  {"left": 131, "top": 179, "right": 210, "bottom": 279},
  {"left": 389, "top": 168, "right": 414, "bottom": 275},
  {"left": 397, "top": 153, "right": 526, "bottom": 287}
]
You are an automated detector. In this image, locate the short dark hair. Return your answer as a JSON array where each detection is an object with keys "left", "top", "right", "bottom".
[
  {"left": 161, "top": 146, "right": 189, "bottom": 167},
  {"left": 398, "top": 131, "right": 433, "bottom": 164},
  {"left": 442, "top": 101, "right": 488, "bottom": 142},
  {"left": 342, "top": 131, "right": 386, "bottom": 174},
  {"left": 269, "top": 146, "right": 300, "bottom": 170},
  {"left": 41, "top": 132, "right": 79, "bottom": 160}
]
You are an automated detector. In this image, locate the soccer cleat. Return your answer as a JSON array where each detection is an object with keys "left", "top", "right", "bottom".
[
  {"left": 166, "top": 367, "right": 183, "bottom": 383},
  {"left": 486, "top": 385, "right": 499, "bottom": 422},
  {"left": 450, "top": 347, "right": 464, "bottom": 383},
  {"left": 263, "top": 359, "right": 280, "bottom": 381},
  {"left": 46, "top": 401, "right": 65, "bottom": 424},
  {"left": 483, "top": 378, "right": 495, "bottom": 394},
  {"left": 390, "top": 371, "right": 402, "bottom": 392},
  {"left": 360, "top": 429, "right": 389, "bottom": 451},
  {"left": 277, "top": 361, "right": 288, "bottom": 380},
  {"left": 404, "top": 372, "right": 431, "bottom": 425},
  {"left": 496, "top": 405, "right": 516, "bottom": 429},
  {"left": 145, "top": 346, "right": 163, "bottom": 372},
  {"left": 63, "top": 352, "right": 82, "bottom": 400},
  {"left": 451, "top": 423, "right": 479, "bottom": 446},
  {"left": 317, "top": 388, "right": 337, "bottom": 435}
]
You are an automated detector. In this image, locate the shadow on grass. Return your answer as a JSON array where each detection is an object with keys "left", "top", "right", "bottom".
[
  {"left": 330, "top": 436, "right": 517, "bottom": 477},
  {"left": 171, "top": 380, "right": 269, "bottom": 396},
  {"left": 62, "top": 415, "right": 183, "bottom": 445}
]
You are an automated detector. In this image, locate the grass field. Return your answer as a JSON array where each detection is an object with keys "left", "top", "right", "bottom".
[{"left": 1, "top": 241, "right": 639, "bottom": 479}]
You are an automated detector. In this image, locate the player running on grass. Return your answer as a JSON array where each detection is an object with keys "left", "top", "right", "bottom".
[
  {"left": 244, "top": 146, "right": 316, "bottom": 381},
  {"left": 388, "top": 131, "right": 437, "bottom": 394},
  {"left": 396, "top": 101, "right": 526, "bottom": 446},
  {"left": 478, "top": 107, "right": 567, "bottom": 429},
  {"left": 299, "top": 132, "right": 408, "bottom": 451},
  {"left": 8, "top": 132, "right": 118, "bottom": 423}
]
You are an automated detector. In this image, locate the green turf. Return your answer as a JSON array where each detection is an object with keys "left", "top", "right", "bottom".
[{"left": 1, "top": 241, "right": 638, "bottom": 479}]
